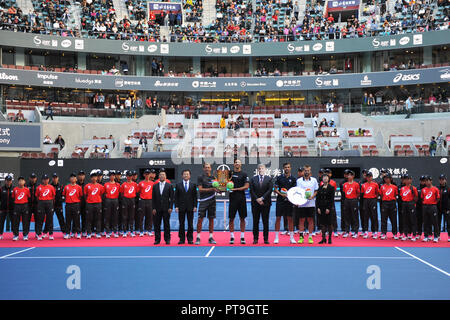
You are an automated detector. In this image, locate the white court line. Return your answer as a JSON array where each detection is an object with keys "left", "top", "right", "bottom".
[
  {"left": 205, "top": 246, "right": 215, "bottom": 257},
  {"left": 395, "top": 247, "right": 450, "bottom": 277},
  {"left": 3, "top": 255, "right": 413, "bottom": 260},
  {"left": 0, "top": 247, "right": 35, "bottom": 259}
]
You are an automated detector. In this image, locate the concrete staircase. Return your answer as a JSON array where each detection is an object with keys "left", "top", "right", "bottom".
[
  {"left": 15, "top": 0, "right": 34, "bottom": 14},
  {"left": 68, "top": 0, "right": 82, "bottom": 31},
  {"left": 112, "top": 0, "right": 129, "bottom": 22},
  {"left": 297, "top": 0, "right": 308, "bottom": 24},
  {"left": 202, "top": 0, "right": 217, "bottom": 26}
]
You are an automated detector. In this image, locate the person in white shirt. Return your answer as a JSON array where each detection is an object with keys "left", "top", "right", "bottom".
[
  {"left": 295, "top": 165, "right": 319, "bottom": 244},
  {"left": 326, "top": 100, "right": 334, "bottom": 112},
  {"left": 322, "top": 141, "right": 330, "bottom": 151},
  {"left": 124, "top": 136, "right": 132, "bottom": 154},
  {"left": 154, "top": 122, "right": 164, "bottom": 140},
  {"left": 43, "top": 135, "right": 52, "bottom": 144},
  {"left": 312, "top": 114, "right": 319, "bottom": 128}
]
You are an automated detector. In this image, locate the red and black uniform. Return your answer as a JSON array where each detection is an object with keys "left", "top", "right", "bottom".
[
  {"left": 63, "top": 184, "right": 83, "bottom": 234},
  {"left": 342, "top": 181, "right": 360, "bottom": 233},
  {"left": 421, "top": 186, "right": 440, "bottom": 238},
  {"left": 35, "top": 184, "right": 56, "bottom": 236},
  {"left": 12, "top": 187, "right": 30, "bottom": 237},
  {"left": 338, "top": 178, "right": 348, "bottom": 232},
  {"left": 0, "top": 183, "right": 14, "bottom": 236},
  {"left": 399, "top": 185, "right": 418, "bottom": 236},
  {"left": 84, "top": 183, "right": 105, "bottom": 235},
  {"left": 137, "top": 180, "right": 154, "bottom": 233},
  {"left": 380, "top": 184, "right": 398, "bottom": 236},
  {"left": 361, "top": 181, "right": 379, "bottom": 233},
  {"left": 120, "top": 181, "right": 138, "bottom": 232},
  {"left": 104, "top": 181, "right": 120, "bottom": 234}
]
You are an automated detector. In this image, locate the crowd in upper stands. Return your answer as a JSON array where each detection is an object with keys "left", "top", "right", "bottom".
[{"left": 0, "top": 0, "right": 448, "bottom": 43}]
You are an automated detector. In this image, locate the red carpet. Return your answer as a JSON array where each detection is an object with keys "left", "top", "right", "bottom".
[{"left": 0, "top": 232, "right": 449, "bottom": 248}]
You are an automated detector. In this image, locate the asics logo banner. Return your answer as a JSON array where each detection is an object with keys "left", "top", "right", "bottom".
[{"left": 393, "top": 73, "right": 420, "bottom": 83}]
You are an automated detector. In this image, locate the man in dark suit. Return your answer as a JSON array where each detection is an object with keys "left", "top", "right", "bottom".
[
  {"left": 249, "top": 164, "right": 273, "bottom": 244},
  {"left": 152, "top": 170, "right": 174, "bottom": 245},
  {"left": 175, "top": 169, "right": 198, "bottom": 244}
]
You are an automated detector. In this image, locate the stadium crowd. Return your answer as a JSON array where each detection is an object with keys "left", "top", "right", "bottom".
[{"left": 0, "top": 0, "right": 448, "bottom": 42}]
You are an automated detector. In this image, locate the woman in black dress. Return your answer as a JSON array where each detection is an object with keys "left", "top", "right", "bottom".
[{"left": 316, "top": 174, "right": 335, "bottom": 244}]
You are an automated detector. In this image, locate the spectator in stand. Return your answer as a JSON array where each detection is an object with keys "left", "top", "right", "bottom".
[
  {"left": 220, "top": 115, "right": 226, "bottom": 129},
  {"left": 319, "top": 118, "right": 329, "bottom": 128},
  {"left": 168, "top": 105, "right": 176, "bottom": 114},
  {"left": 54, "top": 135, "right": 65, "bottom": 150},
  {"left": 154, "top": 123, "right": 164, "bottom": 140},
  {"left": 405, "top": 96, "right": 414, "bottom": 119},
  {"left": 282, "top": 118, "right": 290, "bottom": 127},
  {"left": 429, "top": 94, "right": 437, "bottom": 105},
  {"left": 436, "top": 131, "right": 445, "bottom": 153},
  {"left": 330, "top": 128, "right": 339, "bottom": 137},
  {"left": 139, "top": 136, "right": 148, "bottom": 152},
  {"left": 289, "top": 120, "right": 297, "bottom": 127},
  {"left": 109, "top": 65, "right": 120, "bottom": 75},
  {"left": 45, "top": 105, "right": 54, "bottom": 120},
  {"left": 177, "top": 125, "right": 185, "bottom": 139},
  {"left": 104, "top": 145, "right": 110, "bottom": 158},
  {"left": 135, "top": 96, "right": 143, "bottom": 113},
  {"left": 14, "top": 110, "right": 26, "bottom": 122},
  {"left": 329, "top": 119, "right": 335, "bottom": 127},
  {"left": 326, "top": 100, "right": 334, "bottom": 112},
  {"left": 429, "top": 136, "right": 437, "bottom": 156},
  {"left": 43, "top": 135, "right": 52, "bottom": 144},
  {"left": 124, "top": 136, "right": 132, "bottom": 154},
  {"left": 335, "top": 141, "right": 344, "bottom": 150},
  {"left": 75, "top": 147, "right": 83, "bottom": 155},
  {"left": 329, "top": 65, "right": 337, "bottom": 74},
  {"left": 344, "top": 58, "right": 352, "bottom": 73},
  {"left": 312, "top": 114, "right": 319, "bottom": 128},
  {"left": 98, "top": 93, "right": 105, "bottom": 108},
  {"left": 146, "top": 97, "right": 152, "bottom": 111},
  {"left": 316, "top": 128, "right": 324, "bottom": 137}
]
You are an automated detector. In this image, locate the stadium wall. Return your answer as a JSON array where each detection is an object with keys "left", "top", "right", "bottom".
[{"left": 0, "top": 30, "right": 447, "bottom": 57}]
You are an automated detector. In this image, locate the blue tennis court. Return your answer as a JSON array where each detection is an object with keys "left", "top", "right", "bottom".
[{"left": 0, "top": 245, "right": 449, "bottom": 300}]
